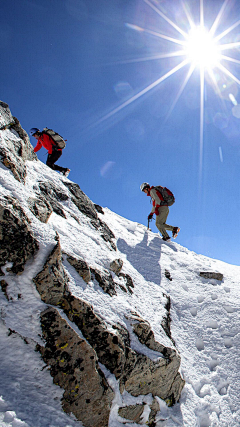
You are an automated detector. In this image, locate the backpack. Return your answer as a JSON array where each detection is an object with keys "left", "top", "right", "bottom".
[
  {"left": 42, "top": 127, "right": 66, "bottom": 149},
  {"left": 154, "top": 186, "right": 175, "bottom": 206}
]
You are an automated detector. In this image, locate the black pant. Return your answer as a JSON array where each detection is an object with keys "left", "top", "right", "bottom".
[{"left": 46, "top": 148, "right": 65, "bottom": 172}]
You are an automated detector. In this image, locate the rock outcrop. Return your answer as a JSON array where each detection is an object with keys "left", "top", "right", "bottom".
[
  {"left": 200, "top": 271, "right": 223, "bottom": 281},
  {"left": 39, "top": 307, "right": 114, "bottom": 427},
  {"left": 0, "top": 195, "right": 39, "bottom": 276},
  {"left": 0, "top": 101, "right": 37, "bottom": 183}
]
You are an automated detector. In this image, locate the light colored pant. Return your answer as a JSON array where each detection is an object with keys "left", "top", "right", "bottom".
[{"left": 155, "top": 206, "right": 174, "bottom": 239}]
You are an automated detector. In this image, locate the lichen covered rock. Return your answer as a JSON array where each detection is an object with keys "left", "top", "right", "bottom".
[
  {"left": 40, "top": 307, "right": 114, "bottom": 427},
  {"left": 0, "top": 195, "right": 39, "bottom": 275}
]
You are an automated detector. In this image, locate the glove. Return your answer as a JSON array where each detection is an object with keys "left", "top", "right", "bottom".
[{"left": 148, "top": 213, "right": 153, "bottom": 220}]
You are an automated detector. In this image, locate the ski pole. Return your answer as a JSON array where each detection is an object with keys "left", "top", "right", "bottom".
[{"left": 147, "top": 217, "right": 152, "bottom": 230}]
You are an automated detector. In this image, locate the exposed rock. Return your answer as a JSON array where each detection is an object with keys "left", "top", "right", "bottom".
[
  {"left": 161, "top": 294, "right": 175, "bottom": 346},
  {"left": 91, "top": 268, "right": 117, "bottom": 296},
  {"left": 39, "top": 307, "right": 114, "bottom": 427},
  {"left": 28, "top": 195, "right": 53, "bottom": 223},
  {"left": 148, "top": 398, "right": 160, "bottom": 427},
  {"left": 200, "top": 272, "right": 223, "bottom": 281},
  {"left": 165, "top": 269, "right": 172, "bottom": 281},
  {"left": 61, "top": 293, "right": 185, "bottom": 403},
  {"left": 0, "top": 101, "right": 13, "bottom": 128},
  {"left": 110, "top": 259, "right": 123, "bottom": 275},
  {"left": 124, "top": 353, "right": 184, "bottom": 405},
  {"left": 119, "top": 273, "right": 134, "bottom": 294},
  {"left": 64, "top": 182, "right": 98, "bottom": 220},
  {"left": 65, "top": 254, "right": 91, "bottom": 283},
  {"left": 0, "top": 145, "right": 26, "bottom": 183},
  {"left": 0, "top": 280, "right": 9, "bottom": 300},
  {"left": 33, "top": 234, "right": 68, "bottom": 305},
  {"left": 61, "top": 294, "right": 128, "bottom": 379},
  {"left": 0, "top": 195, "right": 39, "bottom": 275},
  {"left": 38, "top": 182, "right": 68, "bottom": 219},
  {"left": 96, "top": 218, "right": 116, "bottom": 251},
  {"left": 11, "top": 116, "right": 30, "bottom": 147},
  {"left": 94, "top": 204, "right": 104, "bottom": 214},
  {"left": 0, "top": 102, "right": 37, "bottom": 183},
  {"left": 118, "top": 404, "right": 144, "bottom": 423},
  {"left": 128, "top": 312, "right": 175, "bottom": 359}
]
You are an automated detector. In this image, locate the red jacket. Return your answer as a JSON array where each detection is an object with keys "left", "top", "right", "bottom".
[{"left": 34, "top": 133, "right": 61, "bottom": 154}]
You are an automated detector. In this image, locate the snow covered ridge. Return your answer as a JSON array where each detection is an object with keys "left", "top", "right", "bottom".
[
  {"left": 1, "top": 102, "right": 240, "bottom": 427},
  {"left": 0, "top": 101, "right": 185, "bottom": 427}
]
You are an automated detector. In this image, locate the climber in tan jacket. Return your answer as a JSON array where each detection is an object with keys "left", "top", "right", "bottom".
[{"left": 140, "top": 182, "right": 180, "bottom": 242}]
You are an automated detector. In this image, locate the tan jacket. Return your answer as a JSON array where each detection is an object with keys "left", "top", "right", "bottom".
[{"left": 148, "top": 187, "right": 167, "bottom": 214}]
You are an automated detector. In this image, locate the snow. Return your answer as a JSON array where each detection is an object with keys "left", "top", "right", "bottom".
[{"left": 1, "top": 129, "right": 240, "bottom": 426}]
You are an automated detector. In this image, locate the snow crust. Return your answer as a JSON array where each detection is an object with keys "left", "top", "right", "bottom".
[{"left": 1, "top": 129, "right": 240, "bottom": 426}]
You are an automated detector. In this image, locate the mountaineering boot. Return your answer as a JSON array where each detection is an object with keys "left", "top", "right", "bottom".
[
  {"left": 172, "top": 227, "right": 180, "bottom": 239},
  {"left": 162, "top": 236, "right": 171, "bottom": 242},
  {"left": 63, "top": 168, "right": 70, "bottom": 177}
]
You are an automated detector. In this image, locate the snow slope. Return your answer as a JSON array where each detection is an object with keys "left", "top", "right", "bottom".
[{"left": 1, "top": 127, "right": 240, "bottom": 426}]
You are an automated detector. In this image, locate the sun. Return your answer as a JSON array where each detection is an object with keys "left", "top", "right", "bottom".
[
  {"left": 96, "top": 0, "right": 240, "bottom": 167},
  {"left": 184, "top": 26, "right": 221, "bottom": 69}
]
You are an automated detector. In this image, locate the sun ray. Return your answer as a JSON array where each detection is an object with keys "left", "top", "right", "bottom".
[
  {"left": 214, "top": 19, "right": 240, "bottom": 42},
  {"left": 96, "top": 59, "right": 189, "bottom": 126},
  {"left": 165, "top": 63, "right": 195, "bottom": 121},
  {"left": 207, "top": 68, "right": 225, "bottom": 100},
  {"left": 200, "top": 0, "right": 204, "bottom": 27},
  {"left": 113, "top": 51, "right": 186, "bottom": 65},
  {"left": 209, "top": 0, "right": 230, "bottom": 37},
  {"left": 143, "top": 0, "right": 188, "bottom": 38},
  {"left": 217, "top": 63, "right": 240, "bottom": 84},
  {"left": 126, "top": 23, "right": 186, "bottom": 46},
  {"left": 199, "top": 65, "right": 205, "bottom": 182},
  {"left": 219, "top": 41, "right": 240, "bottom": 50},
  {"left": 182, "top": 1, "right": 195, "bottom": 29},
  {"left": 220, "top": 55, "right": 240, "bottom": 65}
]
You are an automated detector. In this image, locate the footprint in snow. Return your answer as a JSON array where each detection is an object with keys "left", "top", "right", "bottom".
[
  {"left": 196, "top": 338, "right": 205, "bottom": 351},
  {"left": 207, "top": 358, "right": 220, "bottom": 371},
  {"left": 198, "top": 296, "right": 205, "bottom": 303},
  {"left": 224, "top": 338, "right": 233, "bottom": 348},
  {"left": 190, "top": 307, "right": 198, "bottom": 317},
  {"left": 217, "top": 381, "right": 229, "bottom": 395},
  {"left": 211, "top": 293, "right": 218, "bottom": 300},
  {"left": 224, "top": 286, "right": 230, "bottom": 293},
  {"left": 223, "top": 305, "right": 235, "bottom": 313},
  {"left": 205, "top": 320, "right": 218, "bottom": 329}
]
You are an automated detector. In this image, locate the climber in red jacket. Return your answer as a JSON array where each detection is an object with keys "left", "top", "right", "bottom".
[{"left": 30, "top": 128, "right": 70, "bottom": 177}]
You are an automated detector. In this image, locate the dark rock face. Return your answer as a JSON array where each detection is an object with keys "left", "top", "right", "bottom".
[
  {"left": 40, "top": 307, "right": 114, "bottom": 427},
  {"left": 118, "top": 404, "right": 144, "bottom": 423},
  {"left": 0, "top": 102, "right": 37, "bottom": 183},
  {"left": 33, "top": 234, "right": 68, "bottom": 305},
  {"left": 95, "top": 218, "right": 116, "bottom": 250},
  {"left": 200, "top": 272, "right": 223, "bottom": 281},
  {"left": 119, "top": 273, "right": 135, "bottom": 295},
  {"left": 27, "top": 195, "right": 53, "bottom": 223},
  {"left": 91, "top": 268, "right": 117, "bottom": 296},
  {"left": 64, "top": 182, "right": 98, "bottom": 220},
  {"left": 0, "top": 195, "right": 39, "bottom": 276},
  {"left": 110, "top": 258, "right": 124, "bottom": 275},
  {"left": 61, "top": 293, "right": 185, "bottom": 403},
  {"left": 38, "top": 182, "right": 68, "bottom": 219},
  {"left": 65, "top": 254, "right": 91, "bottom": 283}
]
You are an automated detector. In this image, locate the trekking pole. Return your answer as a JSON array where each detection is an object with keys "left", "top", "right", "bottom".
[{"left": 147, "top": 217, "right": 152, "bottom": 230}]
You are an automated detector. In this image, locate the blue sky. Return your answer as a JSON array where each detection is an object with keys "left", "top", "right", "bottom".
[{"left": 1, "top": 0, "right": 240, "bottom": 265}]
